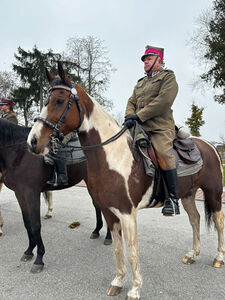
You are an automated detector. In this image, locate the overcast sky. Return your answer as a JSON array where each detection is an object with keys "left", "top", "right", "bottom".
[{"left": 0, "top": 0, "right": 224, "bottom": 142}]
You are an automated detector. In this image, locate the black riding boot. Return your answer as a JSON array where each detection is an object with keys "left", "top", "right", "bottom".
[
  {"left": 55, "top": 159, "right": 68, "bottom": 186},
  {"left": 47, "top": 168, "right": 57, "bottom": 186},
  {"left": 161, "top": 169, "right": 180, "bottom": 216}
]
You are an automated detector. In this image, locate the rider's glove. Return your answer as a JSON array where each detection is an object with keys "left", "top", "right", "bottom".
[{"left": 123, "top": 114, "right": 141, "bottom": 129}]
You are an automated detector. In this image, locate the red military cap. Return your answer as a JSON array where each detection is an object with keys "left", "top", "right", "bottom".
[
  {"left": 0, "top": 98, "right": 15, "bottom": 106},
  {"left": 141, "top": 45, "right": 164, "bottom": 61}
]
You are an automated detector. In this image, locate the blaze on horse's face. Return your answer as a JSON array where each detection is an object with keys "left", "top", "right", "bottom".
[{"left": 27, "top": 63, "right": 79, "bottom": 155}]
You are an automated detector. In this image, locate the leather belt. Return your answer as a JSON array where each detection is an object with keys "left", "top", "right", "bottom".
[{"left": 137, "top": 102, "right": 148, "bottom": 109}]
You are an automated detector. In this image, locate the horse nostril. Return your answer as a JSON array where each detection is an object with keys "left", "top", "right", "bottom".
[{"left": 31, "top": 136, "right": 37, "bottom": 149}]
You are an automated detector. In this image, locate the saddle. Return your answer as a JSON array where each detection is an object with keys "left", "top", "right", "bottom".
[{"left": 133, "top": 123, "right": 203, "bottom": 208}]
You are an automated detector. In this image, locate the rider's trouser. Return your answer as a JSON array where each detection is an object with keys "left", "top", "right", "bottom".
[{"left": 150, "top": 128, "right": 176, "bottom": 170}]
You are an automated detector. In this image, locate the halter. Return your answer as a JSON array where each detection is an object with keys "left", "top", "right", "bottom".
[{"left": 34, "top": 83, "right": 82, "bottom": 144}]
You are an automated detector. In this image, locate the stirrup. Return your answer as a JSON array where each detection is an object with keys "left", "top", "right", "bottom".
[{"left": 162, "top": 198, "right": 180, "bottom": 216}]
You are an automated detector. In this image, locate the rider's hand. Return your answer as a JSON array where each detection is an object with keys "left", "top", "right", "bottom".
[
  {"left": 123, "top": 119, "right": 136, "bottom": 129},
  {"left": 124, "top": 114, "right": 141, "bottom": 123}
]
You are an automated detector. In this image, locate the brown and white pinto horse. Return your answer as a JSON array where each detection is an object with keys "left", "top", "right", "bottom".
[{"left": 27, "top": 63, "right": 224, "bottom": 300}]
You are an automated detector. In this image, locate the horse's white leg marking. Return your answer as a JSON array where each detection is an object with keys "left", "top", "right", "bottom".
[
  {"left": 121, "top": 210, "right": 142, "bottom": 299},
  {"left": 181, "top": 191, "right": 200, "bottom": 263},
  {"left": 213, "top": 210, "right": 225, "bottom": 266},
  {"left": 110, "top": 222, "right": 126, "bottom": 288},
  {"left": 43, "top": 191, "right": 53, "bottom": 219},
  {"left": 47, "top": 191, "right": 53, "bottom": 216},
  {"left": 27, "top": 107, "right": 48, "bottom": 146}
]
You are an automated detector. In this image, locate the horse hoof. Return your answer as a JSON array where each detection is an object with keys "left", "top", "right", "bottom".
[
  {"left": 90, "top": 232, "right": 99, "bottom": 239},
  {"left": 125, "top": 297, "right": 140, "bottom": 300},
  {"left": 0, "top": 230, "right": 2, "bottom": 236},
  {"left": 30, "top": 264, "right": 44, "bottom": 273},
  {"left": 104, "top": 238, "right": 112, "bottom": 246},
  {"left": 44, "top": 214, "right": 52, "bottom": 219},
  {"left": 182, "top": 256, "right": 195, "bottom": 265},
  {"left": 213, "top": 259, "right": 224, "bottom": 268},
  {"left": 21, "top": 253, "right": 34, "bottom": 262},
  {"left": 106, "top": 285, "right": 122, "bottom": 296}
]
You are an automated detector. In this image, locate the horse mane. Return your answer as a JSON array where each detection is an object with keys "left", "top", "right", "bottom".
[{"left": 0, "top": 119, "right": 31, "bottom": 147}]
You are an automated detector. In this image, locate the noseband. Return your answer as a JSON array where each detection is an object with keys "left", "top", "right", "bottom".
[{"left": 34, "top": 83, "right": 82, "bottom": 142}]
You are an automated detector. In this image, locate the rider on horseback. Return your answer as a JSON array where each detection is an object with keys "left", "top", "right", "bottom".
[
  {"left": 0, "top": 98, "right": 18, "bottom": 124},
  {"left": 124, "top": 45, "right": 179, "bottom": 216}
]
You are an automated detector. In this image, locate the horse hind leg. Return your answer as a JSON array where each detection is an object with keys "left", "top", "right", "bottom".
[
  {"left": 181, "top": 190, "right": 201, "bottom": 265},
  {"left": 43, "top": 191, "right": 53, "bottom": 219},
  {"left": 212, "top": 209, "right": 225, "bottom": 268}
]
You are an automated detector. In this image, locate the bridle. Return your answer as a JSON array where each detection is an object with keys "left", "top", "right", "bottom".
[
  {"left": 34, "top": 82, "right": 128, "bottom": 153},
  {"left": 34, "top": 83, "right": 82, "bottom": 143}
]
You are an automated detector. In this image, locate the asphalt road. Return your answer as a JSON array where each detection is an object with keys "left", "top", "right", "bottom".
[{"left": 0, "top": 185, "right": 225, "bottom": 300}]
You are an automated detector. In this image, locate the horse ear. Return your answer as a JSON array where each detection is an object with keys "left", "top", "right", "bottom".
[
  {"left": 45, "top": 68, "right": 55, "bottom": 83},
  {"left": 58, "top": 61, "right": 65, "bottom": 80},
  {"left": 57, "top": 61, "right": 72, "bottom": 87}
]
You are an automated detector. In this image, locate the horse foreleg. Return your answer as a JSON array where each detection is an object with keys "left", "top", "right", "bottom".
[
  {"left": 106, "top": 221, "right": 126, "bottom": 297},
  {"left": 16, "top": 191, "right": 45, "bottom": 273},
  {"left": 212, "top": 209, "right": 225, "bottom": 268},
  {"left": 90, "top": 201, "right": 103, "bottom": 239},
  {"left": 104, "top": 226, "right": 112, "bottom": 246},
  {"left": 43, "top": 191, "right": 53, "bottom": 219},
  {"left": 121, "top": 212, "right": 142, "bottom": 300},
  {"left": 181, "top": 193, "right": 200, "bottom": 264}
]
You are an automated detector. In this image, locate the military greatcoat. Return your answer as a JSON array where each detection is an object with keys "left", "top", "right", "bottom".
[
  {"left": 2, "top": 111, "right": 18, "bottom": 125},
  {"left": 125, "top": 67, "right": 178, "bottom": 170}
]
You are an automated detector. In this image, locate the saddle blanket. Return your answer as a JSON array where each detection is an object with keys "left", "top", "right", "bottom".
[{"left": 141, "top": 147, "right": 203, "bottom": 177}]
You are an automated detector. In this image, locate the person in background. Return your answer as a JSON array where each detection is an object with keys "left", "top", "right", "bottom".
[
  {"left": 0, "top": 98, "right": 18, "bottom": 124},
  {"left": 124, "top": 45, "right": 179, "bottom": 216}
]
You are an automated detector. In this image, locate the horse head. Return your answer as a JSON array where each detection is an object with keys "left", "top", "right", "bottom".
[{"left": 27, "top": 62, "right": 84, "bottom": 154}]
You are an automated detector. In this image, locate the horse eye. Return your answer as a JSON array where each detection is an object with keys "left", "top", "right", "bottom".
[{"left": 56, "top": 98, "right": 65, "bottom": 105}]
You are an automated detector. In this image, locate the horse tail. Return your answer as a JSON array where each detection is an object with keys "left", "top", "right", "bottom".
[
  {"left": 204, "top": 143, "right": 224, "bottom": 228},
  {"left": 203, "top": 198, "right": 214, "bottom": 229},
  {"left": 198, "top": 139, "right": 224, "bottom": 229}
]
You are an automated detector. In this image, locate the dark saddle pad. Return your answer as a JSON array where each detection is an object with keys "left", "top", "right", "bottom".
[{"left": 45, "top": 134, "right": 86, "bottom": 165}]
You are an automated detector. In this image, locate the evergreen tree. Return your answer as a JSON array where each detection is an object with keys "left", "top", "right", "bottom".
[
  {"left": 185, "top": 103, "right": 205, "bottom": 136},
  {"left": 12, "top": 46, "right": 81, "bottom": 126},
  {"left": 12, "top": 46, "right": 61, "bottom": 125}
]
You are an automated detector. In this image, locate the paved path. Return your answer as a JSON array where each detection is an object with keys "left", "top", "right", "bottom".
[{"left": 0, "top": 185, "right": 225, "bottom": 299}]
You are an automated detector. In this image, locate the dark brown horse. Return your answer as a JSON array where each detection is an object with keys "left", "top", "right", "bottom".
[
  {"left": 0, "top": 118, "right": 111, "bottom": 273},
  {"left": 27, "top": 63, "right": 224, "bottom": 300}
]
